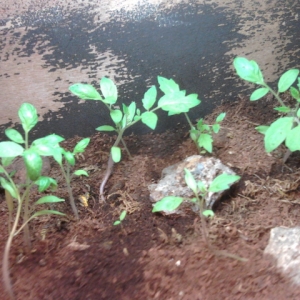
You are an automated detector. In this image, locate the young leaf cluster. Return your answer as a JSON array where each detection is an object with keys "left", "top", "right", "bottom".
[{"left": 234, "top": 57, "right": 300, "bottom": 154}]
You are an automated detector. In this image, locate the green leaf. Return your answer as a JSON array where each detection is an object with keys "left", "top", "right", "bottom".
[
  {"left": 278, "top": 69, "right": 299, "bottom": 93},
  {"left": 119, "top": 210, "right": 127, "bottom": 221},
  {"left": 152, "top": 196, "right": 183, "bottom": 213},
  {"left": 184, "top": 168, "right": 197, "bottom": 194},
  {"left": 113, "top": 220, "right": 121, "bottom": 226},
  {"left": 1, "top": 157, "right": 15, "bottom": 167},
  {"left": 264, "top": 117, "right": 294, "bottom": 152},
  {"left": 198, "top": 133, "right": 213, "bottom": 153},
  {"left": 35, "top": 195, "right": 64, "bottom": 205},
  {"left": 297, "top": 108, "right": 300, "bottom": 118},
  {"left": 209, "top": 174, "right": 241, "bottom": 193},
  {"left": 69, "top": 83, "right": 102, "bottom": 100},
  {"left": 190, "top": 129, "right": 199, "bottom": 142},
  {"left": 35, "top": 176, "right": 57, "bottom": 192},
  {"left": 250, "top": 87, "right": 269, "bottom": 101},
  {"left": 126, "top": 102, "right": 136, "bottom": 124},
  {"left": 273, "top": 106, "right": 291, "bottom": 113},
  {"left": 74, "top": 170, "right": 89, "bottom": 177},
  {"left": 110, "top": 109, "right": 123, "bottom": 124},
  {"left": 197, "top": 181, "right": 207, "bottom": 193},
  {"left": 23, "top": 150, "right": 43, "bottom": 181},
  {"left": 212, "top": 124, "right": 220, "bottom": 134},
  {"left": 96, "top": 125, "right": 115, "bottom": 132},
  {"left": 157, "top": 76, "right": 180, "bottom": 94},
  {"left": 111, "top": 146, "right": 121, "bottom": 163},
  {"left": 0, "top": 141, "right": 24, "bottom": 157},
  {"left": 255, "top": 125, "right": 269, "bottom": 135},
  {"left": 285, "top": 125, "right": 300, "bottom": 152},
  {"left": 203, "top": 210, "right": 215, "bottom": 217},
  {"left": 216, "top": 112, "right": 226, "bottom": 123},
  {"left": 233, "top": 57, "right": 264, "bottom": 84},
  {"left": 0, "top": 177, "right": 17, "bottom": 198},
  {"left": 100, "top": 77, "right": 118, "bottom": 104},
  {"left": 290, "top": 86, "right": 300, "bottom": 101},
  {"left": 31, "top": 134, "right": 64, "bottom": 156},
  {"left": 31, "top": 210, "right": 65, "bottom": 218},
  {"left": 18, "top": 103, "right": 38, "bottom": 133},
  {"left": 142, "top": 86, "right": 157, "bottom": 110},
  {"left": 5, "top": 128, "right": 24, "bottom": 144},
  {"left": 141, "top": 111, "right": 158, "bottom": 130},
  {"left": 63, "top": 151, "right": 75, "bottom": 166},
  {"left": 158, "top": 92, "right": 201, "bottom": 115},
  {"left": 73, "top": 138, "right": 90, "bottom": 154}
]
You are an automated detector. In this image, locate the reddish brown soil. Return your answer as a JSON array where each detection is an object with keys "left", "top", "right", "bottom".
[{"left": 1, "top": 96, "right": 300, "bottom": 299}]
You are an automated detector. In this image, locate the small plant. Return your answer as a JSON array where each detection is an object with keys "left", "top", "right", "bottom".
[
  {"left": 113, "top": 210, "right": 127, "bottom": 226},
  {"left": 69, "top": 76, "right": 202, "bottom": 201},
  {"left": 233, "top": 57, "right": 300, "bottom": 161},
  {"left": 189, "top": 113, "right": 226, "bottom": 153},
  {"left": 54, "top": 138, "right": 90, "bottom": 219},
  {"left": 0, "top": 103, "right": 66, "bottom": 299},
  {"left": 152, "top": 170, "right": 244, "bottom": 260}
]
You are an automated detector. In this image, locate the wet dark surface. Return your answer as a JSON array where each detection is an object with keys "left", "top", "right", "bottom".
[{"left": 0, "top": 1, "right": 300, "bottom": 140}]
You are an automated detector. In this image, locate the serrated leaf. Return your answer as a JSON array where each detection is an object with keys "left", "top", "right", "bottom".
[
  {"left": 278, "top": 69, "right": 299, "bottom": 93},
  {"left": 69, "top": 83, "right": 102, "bottom": 100},
  {"left": 73, "top": 138, "right": 90, "bottom": 154},
  {"left": 142, "top": 86, "right": 157, "bottom": 110},
  {"left": 255, "top": 125, "right": 269, "bottom": 135},
  {"left": 274, "top": 106, "right": 291, "bottom": 113},
  {"left": 158, "top": 92, "right": 200, "bottom": 115},
  {"left": 35, "top": 195, "right": 64, "bottom": 205},
  {"left": 209, "top": 174, "right": 240, "bottom": 193},
  {"left": 157, "top": 76, "right": 180, "bottom": 94},
  {"left": 74, "top": 170, "right": 89, "bottom": 177},
  {"left": 264, "top": 117, "right": 294, "bottom": 152},
  {"left": 141, "top": 111, "right": 158, "bottom": 130},
  {"left": 198, "top": 133, "right": 213, "bottom": 153},
  {"left": 152, "top": 196, "right": 183, "bottom": 213},
  {"left": 233, "top": 57, "right": 264, "bottom": 84},
  {"left": 250, "top": 87, "right": 269, "bottom": 101},
  {"left": 285, "top": 125, "right": 300, "bottom": 152},
  {"left": 100, "top": 77, "right": 118, "bottom": 104},
  {"left": 96, "top": 125, "right": 116, "bottom": 132},
  {"left": 184, "top": 168, "right": 197, "bottom": 194},
  {"left": 111, "top": 146, "right": 121, "bottom": 163},
  {"left": 216, "top": 112, "right": 226, "bottom": 123},
  {"left": 5, "top": 128, "right": 24, "bottom": 144},
  {"left": 18, "top": 103, "right": 38, "bottom": 132},
  {"left": 0, "top": 141, "right": 24, "bottom": 157},
  {"left": 110, "top": 109, "right": 123, "bottom": 124}
]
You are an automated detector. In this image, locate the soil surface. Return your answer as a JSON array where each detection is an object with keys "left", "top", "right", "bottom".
[{"left": 1, "top": 96, "right": 300, "bottom": 299}]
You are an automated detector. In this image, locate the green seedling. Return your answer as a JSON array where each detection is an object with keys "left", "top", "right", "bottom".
[
  {"left": 152, "top": 171, "right": 245, "bottom": 261},
  {"left": 69, "top": 76, "right": 201, "bottom": 201},
  {"left": 0, "top": 103, "right": 65, "bottom": 299},
  {"left": 189, "top": 113, "right": 226, "bottom": 153},
  {"left": 233, "top": 57, "right": 300, "bottom": 162},
  {"left": 53, "top": 138, "right": 90, "bottom": 219},
  {"left": 113, "top": 210, "right": 127, "bottom": 226}
]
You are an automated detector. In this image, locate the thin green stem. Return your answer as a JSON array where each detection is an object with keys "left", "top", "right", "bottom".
[
  {"left": 60, "top": 163, "right": 78, "bottom": 219},
  {"left": 263, "top": 83, "right": 285, "bottom": 107}
]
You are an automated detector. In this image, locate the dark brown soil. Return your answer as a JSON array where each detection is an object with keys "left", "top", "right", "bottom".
[{"left": 1, "top": 96, "right": 300, "bottom": 299}]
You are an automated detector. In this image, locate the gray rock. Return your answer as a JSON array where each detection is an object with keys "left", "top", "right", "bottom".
[
  {"left": 264, "top": 227, "right": 300, "bottom": 286},
  {"left": 148, "top": 155, "right": 237, "bottom": 214}
]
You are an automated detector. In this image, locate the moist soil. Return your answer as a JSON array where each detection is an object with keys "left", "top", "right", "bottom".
[{"left": 1, "top": 96, "right": 300, "bottom": 299}]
